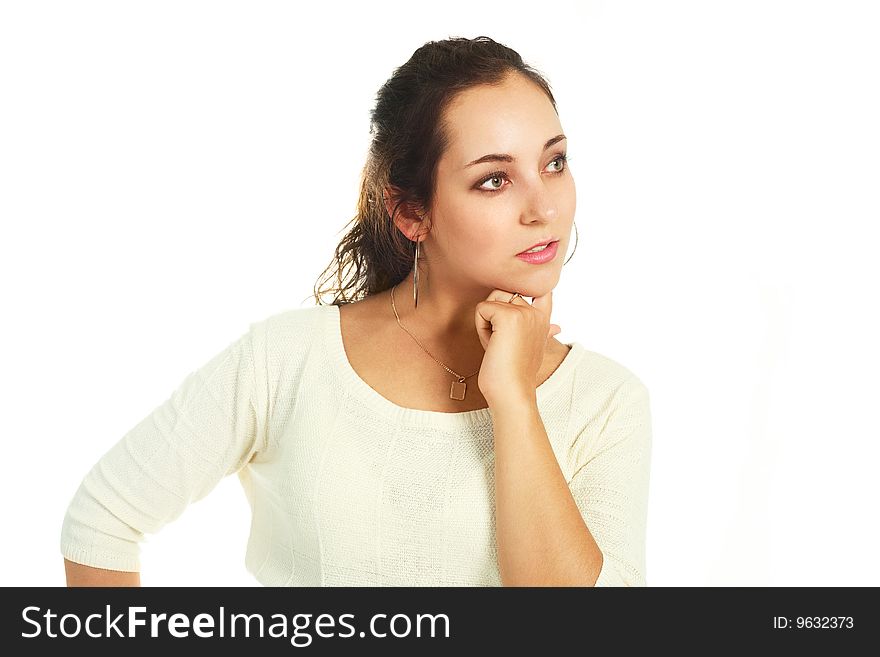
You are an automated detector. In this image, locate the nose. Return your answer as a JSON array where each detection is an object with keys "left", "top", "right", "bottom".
[{"left": 521, "top": 176, "right": 558, "bottom": 225}]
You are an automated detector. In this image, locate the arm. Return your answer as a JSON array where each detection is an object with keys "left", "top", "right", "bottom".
[
  {"left": 64, "top": 559, "right": 140, "bottom": 587},
  {"left": 567, "top": 377, "right": 652, "bottom": 586},
  {"left": 59, "top": 320, "right": 269, "bottom": 584},
  {"left": 492, "top": 376, "right": 652, "bottom": 586},
  {"left": 492, "top": 394, "right": 604, "bottom": 586}
]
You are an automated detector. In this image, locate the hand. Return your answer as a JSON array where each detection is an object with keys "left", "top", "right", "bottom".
[{"left": 474, "top": 288, "right": 561, "bottom": 407}]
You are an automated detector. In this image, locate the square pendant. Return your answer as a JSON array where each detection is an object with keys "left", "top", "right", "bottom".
[{"left": 450, "top": 380, "right": 467, "bottom": 400}]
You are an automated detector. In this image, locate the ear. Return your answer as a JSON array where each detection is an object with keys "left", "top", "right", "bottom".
[{"left": 383, "top": 185, "right": 428, "bottom": 241}]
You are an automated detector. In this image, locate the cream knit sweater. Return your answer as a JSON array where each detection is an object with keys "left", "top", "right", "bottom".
[{"left": 60, "top": 303, "right": 652, "bottom": 586}]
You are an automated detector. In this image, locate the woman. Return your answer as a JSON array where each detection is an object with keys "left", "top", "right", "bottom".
[{"left": 61, "top": 36, "right": 652, "bottom": 587}]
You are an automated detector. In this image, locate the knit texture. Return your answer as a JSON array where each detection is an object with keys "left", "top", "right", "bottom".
[{"left": 61, "top": 303, "right": 652, "bottom": 586}]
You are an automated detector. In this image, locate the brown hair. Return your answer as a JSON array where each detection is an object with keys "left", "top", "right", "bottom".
[{"left": 307, "top": 36, "right": 561, "bottom": 306}]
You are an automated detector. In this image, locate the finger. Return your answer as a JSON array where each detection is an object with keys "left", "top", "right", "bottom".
[
  {"left": 488, "top": 289, "right": 531, "bottom": 306},
  {"left": 531, "top": 288, "right": 552, "bottom": 315}
]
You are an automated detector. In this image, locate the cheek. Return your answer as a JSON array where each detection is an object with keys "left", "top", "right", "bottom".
[
  {"left": 556, "top": 175, "right": 576, "bottom": 212},
  {"left": 440, "top": 196, "right": 503, "bottom": 246},
  {"left": 452, "top": 220, "right": 499, "bottom": 253}
]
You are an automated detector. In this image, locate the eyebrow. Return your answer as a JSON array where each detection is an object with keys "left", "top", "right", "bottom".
[{"left": 464, "top": 134, "right": 567, "bottom": 169}]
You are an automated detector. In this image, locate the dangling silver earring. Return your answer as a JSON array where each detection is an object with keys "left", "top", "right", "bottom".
[
  {"left": 563, "top": 220, "right": 579, "bottom": 266},
  {"left": 413, "top": 238, "right": 420, "bottom": 309}
]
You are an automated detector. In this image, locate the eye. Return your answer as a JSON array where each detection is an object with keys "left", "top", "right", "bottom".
[
  {"left": 478, "top": 172, "right": 509, "bottom": 192},
  {"left": 475, "top": 153, "right": 569, "bottom": 194},
  {"left": 547, "top": 153, "right": 568, "bottom": 173}
]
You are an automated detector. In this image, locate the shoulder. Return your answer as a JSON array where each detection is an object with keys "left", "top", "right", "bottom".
[
  {"left": 260, "top": 303, "right": 329, "bottom": 332},
  {"left": 246, "top": 304, "right": 332, "bottom": 364},
  {"left": 567, "top": 345, "right": 651, "bottom": 436},
  {"left": 257, "top": 303, "right": 330, "bottom": 338},
  {"left": 575, "top": 346, "right": 649, "bottom": 398},
  {"left": 564, "top": 347, "right": 652, "bottom": 471}
]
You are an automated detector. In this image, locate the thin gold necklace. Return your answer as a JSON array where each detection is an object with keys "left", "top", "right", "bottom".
[{"left": 390, "top": 282, "right": 481, "bottom": 401}]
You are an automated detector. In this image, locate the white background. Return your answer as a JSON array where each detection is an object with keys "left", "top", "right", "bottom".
[{"left": 2, "top": 1, "right": 878, "bottom": 586}]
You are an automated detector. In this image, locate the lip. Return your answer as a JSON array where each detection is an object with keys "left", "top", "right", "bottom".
[
  {"left": 517, "top": 237, "right": 557, "bottom": 255},
  {"left": 515, "top": 239, "right": 560, "bottom": 264}
]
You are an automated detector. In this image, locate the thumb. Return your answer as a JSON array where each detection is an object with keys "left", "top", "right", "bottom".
[
  {"left": 531, "top": 288, "right": 553, "bottom": 314},
  {"left": 531, "top": 289, "right": 554, "bottom": 329}
]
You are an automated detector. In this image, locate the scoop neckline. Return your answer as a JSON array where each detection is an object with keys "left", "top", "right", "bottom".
[{"left": 324, "top": 302, "right": 584, "bottom": 429}]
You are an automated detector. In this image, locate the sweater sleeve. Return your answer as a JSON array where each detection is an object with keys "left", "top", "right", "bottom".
[
  {"left": 568, "top": 376, "right": 653, "bottom": 587},
  {"left": 60, "top": 320, "right": 268, "bottom": 572}
]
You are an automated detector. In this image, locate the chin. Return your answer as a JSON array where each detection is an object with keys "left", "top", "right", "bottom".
[
  {"left": 507, "top": 284, "right": 558, "bottom": 299},
  {"left": 513, "top": 275, "right": 561, "bottom": 297}
]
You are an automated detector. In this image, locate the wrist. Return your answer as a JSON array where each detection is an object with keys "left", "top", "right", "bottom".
[{"left": 487, "top": 389, "right": 538, "bottom": 413}]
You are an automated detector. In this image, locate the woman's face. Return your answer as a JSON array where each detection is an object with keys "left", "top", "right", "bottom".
[{"left": 426, "top": 72, "right": 576, "bottom": 298}]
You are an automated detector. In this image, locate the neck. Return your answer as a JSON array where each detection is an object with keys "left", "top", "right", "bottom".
[{"left": 388, "top": 271, "right": 489, "bottom": 350}]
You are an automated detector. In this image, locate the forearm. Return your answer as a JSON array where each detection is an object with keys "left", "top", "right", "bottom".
[
  {"left": 491, "top": 395, "right": 603, "bottom": 586},
  {"left": 64, "top": 559, "right": 141, "bottom": 587}
]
